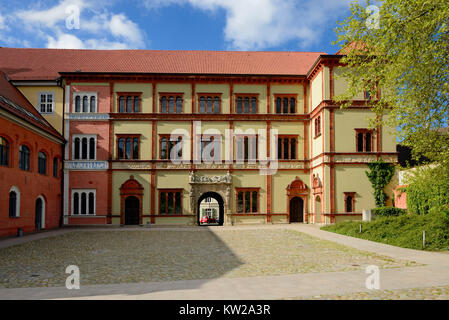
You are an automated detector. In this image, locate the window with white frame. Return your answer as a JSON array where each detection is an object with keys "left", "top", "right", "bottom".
[
  {"left": 72, "top": 134, "right": 97, "bottom": 160},
  {"left": 38, "top": 92, "right": 54, "bottom": 114},
  {"left": 72, "top": 189, "right": 96, "bottom": 215},
  {"left": 73, "top": 93, "right": 97, "bottom": 113}
]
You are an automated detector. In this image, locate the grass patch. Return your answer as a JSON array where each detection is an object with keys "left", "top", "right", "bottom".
[{"left": 321, "top": 212, "right": 449, "bottom": 251}]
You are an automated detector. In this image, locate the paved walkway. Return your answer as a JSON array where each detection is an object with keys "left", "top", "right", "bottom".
[{"left": 0, "top": 224, "right": 448, "bottom": 300}]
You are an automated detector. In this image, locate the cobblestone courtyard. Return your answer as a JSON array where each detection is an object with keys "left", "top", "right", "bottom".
[{"left": 0, "top": 228, "right": 416, "bottom": 289}]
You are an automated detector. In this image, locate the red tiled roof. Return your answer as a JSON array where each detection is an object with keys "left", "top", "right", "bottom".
[
  {"left": 0, "top": 48, "right": 326, "bottom": 80},
  {"left": 0, "top": 71, "right": 63, "bottom": 139}
]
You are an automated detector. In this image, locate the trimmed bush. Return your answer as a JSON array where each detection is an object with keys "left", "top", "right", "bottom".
[{"left": 372, "top": 206, "right": 406, "bottom": 217}]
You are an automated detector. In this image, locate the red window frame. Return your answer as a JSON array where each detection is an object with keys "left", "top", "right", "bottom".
[
  {"left": 355, "top": 129, "right": 374, "bottom": 152},
  {"left": 197, "top": 93, "right": 222, "bottom": 114},
  {"left": 274, "top": 94, "right": 298, "bottom": 114},
  {"left": 277, "top": 135, "right": 298, "bottom": 160},
  {"left": 159, "top": 134, "right": 183, "bottom": 160},
  {"left": 116, "top": 134, "right": 141, "bottom": 160},
  {"left": 236, "top": 188, "right": 260, "bottom": 214},
  {"left": 235, "top": 134, "right": 258, "bottom": 161},
  {"left": 117, "top": 92, "right": 142, "bottom": 113},
  {"left": 159, "top": 189, "right": 183, "bottom": 215},
  {"left": 234, "top": 94, "right": 259, "bottom": 114},
  {"left": 159, "top": 92, "right": 184, "bottom": 114}
]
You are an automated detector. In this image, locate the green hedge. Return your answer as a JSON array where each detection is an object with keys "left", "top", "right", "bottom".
[{"left": 372, "top": 206, "right": 406, "bottom": 217}]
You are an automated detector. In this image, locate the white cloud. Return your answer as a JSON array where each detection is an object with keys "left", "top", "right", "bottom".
[
  {"left": 144, "top": 0, "right": 351, "bottom": 50},
  {"left": 12, "top": 0, "right": 146, "bottom": 49},
  {"left": 108, "top": 14, "right": 144, "bottom": 47},
  {"left": 15, "top": 0, "right": 88, "bottom": 29},
  {"left": 0, "top": 13, "right": 5, "bottom": 30}
]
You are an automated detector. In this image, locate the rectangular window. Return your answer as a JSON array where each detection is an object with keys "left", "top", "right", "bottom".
[
  {"left": 117, "top": 135, "right": 140, "bottom": 160},
  {"left": 53, "top": 158, "right": 58, "bottom": 178},
  {"left": 236, "top": 188, "right": 259, "bottom": 214},
  {"left": 235, "top": 95, "right": 258, "bottom": 114},
  {"left": 73, "top": 93, "right": 97, "bottom": 113},
  {"left": 117, "top": 93, "right": 141, "bottom": 113},
  {"left": 198, "top": 94, "right": 221, "bottom": 114},
  {"left": 72, "top": 189, "right": 96, "bottom": 215},
  {"left": 277, "top": 135, "right": 298, "bottom": 160},
  {"left": 314, "top": 116, "right": 321, "bottom": 137},
  {"left": 159, "top": 93, "right": 183, "bottom": 113},
  {"left": 159, "top": 189, "right": 183, "bottom": 215},
  {"left": 159, "top": 135, "right": 183, "bottom": 160},
  {"left": 355, "top": 129, "right": 374, "bottom": 152},
  {"left": 200, "top": 135, "right": 221, "bottom": 161},
  {"left": 72, "top": 135, "right": 97, "bottom": 160},
  {"left": 344, "top": 192, "right": 356, "bottom": 213},
  {"left": 236, "top": 135, "right": 258, "bottom": 161},
  {"left": 274, "top": 95, "right": 297, "bottom": 114},
  {"left": 38, "top": 92, "right": 54, "bottom": 114}
]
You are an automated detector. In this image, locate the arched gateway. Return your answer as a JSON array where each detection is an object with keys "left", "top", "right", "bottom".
[{"left": 189, "top": 171, "right": 232, "bottom": 226}]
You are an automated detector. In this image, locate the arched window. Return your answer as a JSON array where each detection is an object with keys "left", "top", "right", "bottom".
[
  {"left": 53, "top": 157, "right": 58, "bottom": 178},
  {"left": 161, "top": 96, "right": 167, "bottom": 113},
  {"left": 82, "top": 96, "right": 88, "bottom": 112},
  {"left": 89, "top": 138, "right": 95, "bottom": 160},
  {"left": 75, "top": 96, "right": 81, "bottom": 112},
  {"left": 74, "top": 137, "right": 80, "bottom": 159},
  {"left": 119, "top": 96, "right": 125, "bottom": 113},
  {"left": 133, "top": 96, "right": 140, "bottom": 113},
  {"left": 38, "top": 152, "right": 47, "bottom": 175},
  {"left": 344, "top": 192, "right": 355, "bottom": 213},
  {"left": 82, "top": 137, "right": 88, "bottom": 159},
  {"left": 126, "top": 96, "right": 133, "bottom": 113},
  {"left": 168, "top": 96, "right": 174, "bottom": 113},
  {"left": 199, "top": 96, "right": 205, "bottom": 113},
  {"left": 236, "top": 97, "right": 243, "bottom": 113},
  {"left": 9, "top": 186, "right": 20, "bottom": 217},
  {"left": 276, "top": 97, "right": 282, "bottom": 114},
  {"left": 19, "top": 145, "right": 30, "bottom": 171},
  {"left": 0, "top": 136, "right": 9, "bottom": 166},
  {"left": 90, "top": 96, "right": 96, "bottom": 112},
  {"left": 176, "top": 96, "right": 182, "bottom": 113}
]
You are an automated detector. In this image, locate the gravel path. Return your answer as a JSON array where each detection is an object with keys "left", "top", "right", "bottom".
[
  {"left": 0, "top": 229, "right": 414, "bottom": 288},
  {"left": 288, "top": 285, "right": 449, "bottom": 300}
]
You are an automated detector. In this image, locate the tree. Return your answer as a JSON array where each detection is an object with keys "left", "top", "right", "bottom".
[{"left": 334, "top": 0, "right": 449, "bottom": 168}]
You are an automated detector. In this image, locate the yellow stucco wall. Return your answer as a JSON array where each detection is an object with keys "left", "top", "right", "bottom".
[
  {"left": 113, "top": 121, "right": 152, "bottom": 159},
  {"left": 17, "top": 86, "right": 64, "bottom": 133},
  {"left": 333, "top": 67, "right": 364, "bottom": 100},
  {"left": 270, "top": 84, "right": 305, "bottom": 114},
  {"left": 334, "top": 165, "right": 375, "bottom": 213},
  {"left": 114, "top": 83, "right": 152, "bottom": 113},
  {"left": 234, "top": 84, "right": 268, "bottom": 114},
  {"left": 311, "top": 71, "right": 323, "bottom": 110},
  {"left": 157, "top": 83, "right": 192, "bottom": 113},
  {"left": 334, "top": 109, "right": 376, "bottom": 153},
  {"left": 195, "top": 84, "right": 230, "bottom": 113}
]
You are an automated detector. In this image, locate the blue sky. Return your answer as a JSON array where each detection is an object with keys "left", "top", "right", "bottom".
[{"left": 0, "top": 0, "right": 355, "bottom": 53}]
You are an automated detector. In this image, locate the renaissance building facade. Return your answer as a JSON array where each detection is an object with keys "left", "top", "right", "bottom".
[{"left": 0, "top": 48, "right": 398, "bottom": 228}]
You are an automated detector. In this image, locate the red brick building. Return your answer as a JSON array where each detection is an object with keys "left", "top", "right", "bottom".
[{"left": 0, "top": 72, "right": 64, "bottom": 237}]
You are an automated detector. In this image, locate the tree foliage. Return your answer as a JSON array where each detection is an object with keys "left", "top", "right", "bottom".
[
  {"left": 366, "top": 159, "right": 395, "bottom": 207},
  {"left": 406, "top": 165, "right": 449, "bottom": 216},
  {"left": 334, "top": 0, "right": 449, "bottom": 168}
]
